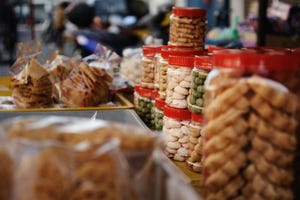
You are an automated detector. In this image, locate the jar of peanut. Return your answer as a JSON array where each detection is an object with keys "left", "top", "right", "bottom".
[{"left": 140, "top": 46, "right": 158, "bottom": 89}]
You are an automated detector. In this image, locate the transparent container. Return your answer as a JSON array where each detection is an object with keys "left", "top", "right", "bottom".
[
  {"left": 154, "top": 46, "right": 167, "bottom": 90},
  {"left": 203, "top": 49, "right": 300, "bottom": 199},
  {"left": 186, "top": 113, "right": 204, "bottom": 173},
  {"left": 165, "top": 55, "right": 194, "bottom": 109},
  {"left": 188, "top": 56, "right": 212, "bottom": 114},
  {"left": 154, "top": 98, "right": 165, "bottom": 131},
  {"left": 169, "top": 7, "right": 206, "bottom": 50},
  {"left": 140, "top": 46, "right": 157, "bottom": 89},
  {"left": 163, "top": 105, "right": 191, "bottom": 161},
  {"left": 158, "top": 47, "right": 203, "bottom": 100},
  {"left": 134, "top": 85, "right": 155, "bottom": 129}
]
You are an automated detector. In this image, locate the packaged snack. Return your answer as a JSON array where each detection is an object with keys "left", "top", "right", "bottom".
[
  {"left": 154, "top": 98, "right": 165, "bottom": 131},
  {"left": 188, "top": 56, "right": 212, "bottom": 114},
  {"left": 163, "top": 105, "right": 191, "bottom": 161},
  {"left": 166, "top": 55, "right": 194, "bottom": 109},
  {"left": 169, "top": 7, "right": 206, "bottom": 50},
  {"left": 140, "top": 46, "right": 158, "bottom": 89},
  {"left": 0, "top": 149, "right": 13, "bottom": 200},
  {"left": 186, "top": 113, "right": 204, "bottom": 173},
  {"left": 203, "top": 49, "right": 299, "bottom": 199}
]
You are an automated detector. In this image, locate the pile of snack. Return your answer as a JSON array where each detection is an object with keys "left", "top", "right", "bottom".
[
  {"left": 0, "top": 116, "right": 156, "bottom": 199},
  {"left": 8, "top": 42, "right": 120, "bottom": 108}
]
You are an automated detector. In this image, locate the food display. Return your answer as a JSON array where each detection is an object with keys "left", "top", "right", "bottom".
[
  {"left": 186, "top": 113, "right": 204, "bottom": 173},
  {"left": 203, "top": 50, "right": 299, "bottom": 199},
  {"left": 163, "top": 105, "right": 191, "bottom": 161},
  {"left": 188, "top": 56, "right": 212, "bottom": 114},
  {"left": 10, "top": 58, "right": 53, "bottom": 108},
  {"left": 154, "top": 98, "right": 165, "bottom": 131},
  {"left": 166, "top": 55, "right": 194, "bottom": 109},
  {"left": 169, "top": 7, "right": 206, "bottom": 50},
  {"left": 140, "top": 46, "right": 157, "bottom": 89}
]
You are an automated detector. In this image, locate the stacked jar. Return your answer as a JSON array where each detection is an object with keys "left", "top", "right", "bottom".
[
  {"left": 165, "top": 55, "right": 195, "bottom": 109},
  {"left": 187, "top": 113, "right": 204, "bottom": 173},
  {"left": 158, "top": 47, "right": 203, "bottom": 100},
  {"left": 169, "top": 7, "right": 206, "bottom": 50},
  {"left": 163, "top": 105, "right": 191, "bottom": 161},
  {"left": 202, "top": 49, "right": 300, "bottom": 200},
  {"left": 140, "top": 46, "right": 158, "bottom": 89},
  {"left": 154, "top": 45, "right": 167, "bottom": 91},
  {"left": 134, "top": 85, "right": 155, "bottom": 129},
  {"left": 188, "top": 56, "right": 212, "bottom": 114},
  {"left": 154, "top": 98, "right": 165, "bottom": 131},
  {"left": 150, "top": 90, "right": 158, "bottom": 130}
]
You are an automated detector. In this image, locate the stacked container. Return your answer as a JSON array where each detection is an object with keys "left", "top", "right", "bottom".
[
  {"left": 154, "top": 98, "right": 165, "bottom": 131},
  {"left": 140, "top": 46, "right": 158, "bottom": 89},
  {"left": 169, "top": 7, "right": 206, "bottom": 50},
  {"left": 203, "top": 49, "right": 300, "bottom": 199}
]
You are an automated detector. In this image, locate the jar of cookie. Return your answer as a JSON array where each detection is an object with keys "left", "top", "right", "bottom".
[
  {"left": 188, "top": 56, "right": 212, "bottom": 114},
  {"left": 202, "top": 49, "right": 299, "bottom": 200},
  {"left": 134, "top": 85, "right": 155, "bottom": 129},
  {"left": 140, "top": 46, "right": 158, "bottom": 89},
  {"left": 158, "top": 47, "right": 203, "bottom": 100},
  {"left": 166, "top": 55, "right": 194, "bottom": 109},
  {"left": 169, "top": 7, "right": 206, "bottom": 50},
  {"left": 154, "top": 98, "right": 165, "bottom": 131},
  {"left": 187, "top": 113, "right": 204, "bottom": 173},
  {"left": 154, "top": 45, "right": 167, "bottom": 91},
  {"left": 163, "top": 105, "right": 191, "bottom": 161}
]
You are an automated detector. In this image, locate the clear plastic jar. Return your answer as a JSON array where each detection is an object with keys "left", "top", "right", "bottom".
[
  {"left": 165, "top": 55, "right": 194, "bottom": 109},
  {"left": 150, "top": 90, "right": 158, "bottom": 130},
  {"left": 203, "top": 49, "right": 300, "bottom": 200},
  {"left": 154, "top": 98, "right": 165, "bottom": 131},
  {"left": 186, "top": 113, "right": 204, "bottom": 173},
  {"left": 163, "top": 105, "right": 191, "bottom": 161},
  {"left": 134, "top": 85, "right": 154, "bottom": 129},
  {"left": 188, "top": 56, "right": 212, "bottom": 114},
  {"left": 154, "top": 46, "right": 167, "bottom": 91},
  {"left": 169, "top": 7, "right": 206, "bottom": 50},
  {"left": 140, "top": 46, "right": 157, "bottom": 89},
  {"left": 158, "top": 47, "right": 203, "bottom": 100}
]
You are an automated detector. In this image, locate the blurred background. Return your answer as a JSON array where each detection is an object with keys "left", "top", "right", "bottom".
[{"left": 0, "top": 0, "right": 300, "bottom": 75}]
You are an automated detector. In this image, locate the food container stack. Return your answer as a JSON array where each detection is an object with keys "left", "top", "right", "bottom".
[
  {"left": 154, "top": 98, "right": 165, "bottom": 131},
  {"left": 169, "top": 7, "right": 207, "bottom": 50},
  {"left": 202, "top": 49, "right": 300, "bottom": 199},
  {"left": 140, "top": 46, "right": 158, "bottom": 89}
]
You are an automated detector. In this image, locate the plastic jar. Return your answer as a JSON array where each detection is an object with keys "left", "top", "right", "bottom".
[
  {"left": 169, "top": 7, "right": 206, "bottom": 50},
  {"left": 134, "top": 85, "right": 154, "bottom": 129},
  {"left": 186, "top": 113, "right": 204, "bottom": 173},
  {"left": 165, "top": 55, "right": 194, "bottom": 109},
  {"left": 188, "top": 56, "right": 212, "bottom": 114},
  {"left": 140, "top": 46, "right": 157, "bottom": 89},
  {"left": 203, "top": 49, "right": 300, "bottom": 200},
  {"left": 154, "top": 45, "right": 167, "bottom": 90},
  {"left": 163, "top": 105, "right": 191, "bottom": 161},
  {"left": 158, "top": 47, "right": 204, "bottom": 100},
  {"left": 154, "top": 98, "right": 165, "bottom": 131},
  {"left": 150, "top": 90, "right": 159, "bottom": 130}
]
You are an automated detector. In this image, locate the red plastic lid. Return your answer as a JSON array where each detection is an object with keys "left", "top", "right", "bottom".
[
  {"left": 152, "top": 90, "right": 159, "bottom": 99},
  {"left": 191, "top": 113, "right": 204, "bottom": 123},
  {"left": 207, "top": 45, "right": 227, "bottom": 55},
  {"left": 155, "top": 98, "right": 165, "bottom": 110},
  {"left": 161, "top": 47, "right": 204, "bottom": 59},
  {"left": 164, "top": 105, "right": 191, "bottom": 120},
  {"left": 135, "top": 85, "right": 153, "bottom": 98},
  {"left": 194, "top": 56, "right": 212, "bottom": 71},
  {"left": 143, "top": 45, "right": 158, "bottom": 57},
  {"left": 213, "top": 49, "right": 299, "bottom": 71},
  {"left": 169, "top": 55, "right": 195, "bottom": 68},
  {"left": 172, "top": 7, "right": 206, "bottom": 17}
]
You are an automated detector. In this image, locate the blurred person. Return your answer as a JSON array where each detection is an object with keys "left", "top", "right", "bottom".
[{"left": 0, "top": 0, "right": 17, "bottom": 63}]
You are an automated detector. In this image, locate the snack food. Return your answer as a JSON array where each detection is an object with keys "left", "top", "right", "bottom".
[
  {"left": 188, "top": 56, "right": 212, "bottom": 114},
  {"left": 166, "top": 56, "right": 194, "bottom": 109},
  {"left": 11, "top": 58, "right": 53, "bottom": 108},
  {"left": 163, "top": 105, "right": 191, "bottom": 161},
  {"left": 140, "top": 46, "right": 157, "bottom": 89},
  {"left": 154, "top": 98, "right": 165, "bottom": 131},
  {"left": 169, "top": 7, "right": 206, "bottom": 50}
]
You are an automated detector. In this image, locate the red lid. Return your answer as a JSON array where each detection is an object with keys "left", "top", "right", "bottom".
[
  {"left": 195, "top": 56, "right": 212, "bottom": 71},
  {"left": 152, "top": 90, "right": 159, "bottom": 99},
  {"left": 208, "top": 45, "right": 227, "bottom": 55},
  {"left": 161, "top": 47, "right": 203, "bottom": 59},
  {"left": 155, "top": 98, "right": 165, "bottom": 110},
  {"left": 172, "top": 7, "right": 206, "bottom": 17},
  {"left": 213, "top": 49, "right": 299, "bottom": 71},
  {"left": 135, "top": 85, "right": 153, "bottom": 98},
  {"left": 169, "top": 55, "right": 195, "bottom": 68},
  {"left": 191, "top": 113, "right": 204, "bottom": 123},
  {"left": 143, "top": 45, "right": 158, "bottom": 57},
  {"left": 164, "top": 105, "right": 191, "bottom": 120}
]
